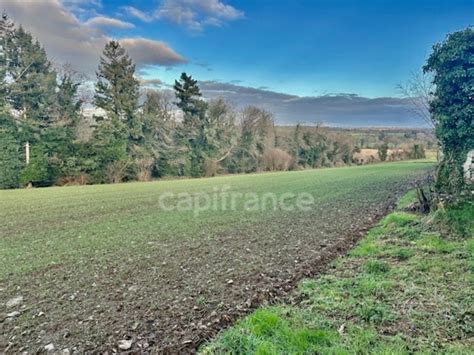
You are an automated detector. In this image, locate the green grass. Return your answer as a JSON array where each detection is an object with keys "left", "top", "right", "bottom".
[
  {"left": 396, "top": 189, "right": 418, "bottom": 209},
  {"left": 431, "top": 201, "right": 474, "bottom": 238},
  {"left": 1, "top": 160, "right": 437, "bottom": 352},
  {"left": 202, "top": 197, "right": 473, "bottom": 354},
  {"left": 0, "top": 160, "right": 432, "bottom": 280}
]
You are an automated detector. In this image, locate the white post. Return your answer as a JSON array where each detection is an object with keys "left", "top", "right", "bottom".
[
  {"left": 25, "top": 141, "right": 30, "bottom": 165},
  {"left": 25, "top": 142, "right": 32, "bottom": 188}
]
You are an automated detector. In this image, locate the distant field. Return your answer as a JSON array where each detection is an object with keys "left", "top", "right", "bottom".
[
  {"left": 425, "top": 149, "right": 438, "bottom": 160},
  {"left": 0, "top": 161, "right": 434, "bottom": 352},
  {"left": 275, "top": 126, "right": 436, "bottom": 150}
]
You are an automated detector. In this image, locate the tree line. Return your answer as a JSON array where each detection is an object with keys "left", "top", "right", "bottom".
[{"left": 0, "top": 15, "right": 431, "bottom": 189}]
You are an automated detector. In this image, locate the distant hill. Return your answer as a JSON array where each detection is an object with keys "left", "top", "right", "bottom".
[{"left": 199, "top": 81, "right": 428, "bottom": 128}]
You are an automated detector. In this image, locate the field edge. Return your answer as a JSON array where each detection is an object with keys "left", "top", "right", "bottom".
[{"left": 200, "top": 195, "right": 473, "bottom": 354}]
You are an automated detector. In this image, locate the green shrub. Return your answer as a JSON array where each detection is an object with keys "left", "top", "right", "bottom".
[
  {"left": 0, "top": 131, "right": 21, "bottom": 189},
  {"left": 378, "top": 143, "right": 388, "bottom": 161},
  {"left": 357, "top": 303, "right": 394, "bottom": 324},
  {"left": 364, "top": 260, "right": 390, "bottom": 274},
  {"left": 20, "top": 146, "right": 51, "bottom": 186},
  {"left": 409, "top": 144, "right": 426, "bottom": 159},
  {"left": 424, "top": 28, "right": 474, "bottom": 195}
]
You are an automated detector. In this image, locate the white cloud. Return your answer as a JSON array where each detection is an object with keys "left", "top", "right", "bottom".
[
  {"left": 84, "top": 16, "right": 135, "bottom": 29},
  {"left": 188, "top": 0, "right": 243, "bottom": 20},
  {"left": 124, "top": 0, "right": 244, "bottom": 31},
  {"left": 2, "top": 0, "right": 186, "bottom": 77},
  {"left": 120, "top": 38, "right": 187, "bottom": 66},
  {"left": 122, "top": 6, "right": 153, "bottom": 23},
  {"left": 63, "top": 0, "right": 102, "bottom": 5}
]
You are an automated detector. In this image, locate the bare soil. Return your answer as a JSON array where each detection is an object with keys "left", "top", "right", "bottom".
[{"left": 1, "top": 179, "right": 426, "bottom": 353}]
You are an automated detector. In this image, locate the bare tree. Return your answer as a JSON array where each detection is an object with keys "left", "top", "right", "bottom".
[
  {"left": 397, "top": 71, "right": 435, "bottom": 127},
  {"left": 207, "top": 98, "right": 237, "bottom": 161}
]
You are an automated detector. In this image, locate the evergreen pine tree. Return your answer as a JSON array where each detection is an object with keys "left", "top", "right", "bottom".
[
  {"left": 54, "top": 71, "right": 82, "bottom": 128},
  {"left": 94, "top": 41, "right": 140, "bottom": 143},
  {"left": 173, "top": 72, "right": 209, "bottom": 176},
  {"left": 92, "top": 41, "right": 140, "bottom": 182},
  {"left": 0, "top": 13, "right": 14, "bottom": 111},
  {"left": 174, "top": 72, "right": 207, "bottom": 120},
  {"left": 1, "top": 20, "right": 65, "bottom": 186},
  {"left": 42, "top": 70, "right": 83, "bottom": 182},
  {"left": 2, "top": 22, "right": 80, "bottom": 186},
  {"left": 6, "top": 26, "right": 57, "bottom": 141},
  {"left": 0, "top": 113, "right": 21, "bottom": 189},
  {"left": 0, "top": 132, "right": 21, "bottom": 189}
]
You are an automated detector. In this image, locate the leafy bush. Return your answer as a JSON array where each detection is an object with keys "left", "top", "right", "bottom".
[
  {"left": 409, "top": 144, "right": 426, "bottom": 159},
  {"left": 0, "top": 131, "right": 21, "bottom": 189},
  {"left": 20, "top": 146, "right": 51, "bottom": 186},
  {"left": 378, "top": 143, "right": 388, "bottom": 161},
  {"left": 424, "top": 28, "right": 474, "bottom": 194}
]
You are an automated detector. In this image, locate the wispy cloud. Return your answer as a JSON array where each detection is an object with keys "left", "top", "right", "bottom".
[
  {"left": 84, "top": 16, "right": 135, "bottom": 29},
  {"left": 122, "top": 6, "right": 154, "bottom": 23},
  {"left": 123, "top": 0, "right": 244, "bottom": 32}
]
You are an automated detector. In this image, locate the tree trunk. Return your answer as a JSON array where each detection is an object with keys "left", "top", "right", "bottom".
[{"left": 416, "top": 186, "right": 430, "bottom": 213}]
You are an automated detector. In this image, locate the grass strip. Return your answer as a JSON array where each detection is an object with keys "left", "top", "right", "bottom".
[{"left": 202, "top": 196, "right": 473, "bottom": 354}]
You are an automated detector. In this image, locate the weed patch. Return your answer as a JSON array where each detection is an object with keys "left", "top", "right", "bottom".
[{"left": 364, "top": 260, "right": 390, "bottom": 274}]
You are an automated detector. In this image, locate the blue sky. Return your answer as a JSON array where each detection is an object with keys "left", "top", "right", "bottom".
[
  {"left": 94, "top": 0, "right": 474, "bottom": 98},
  {"left": 3, "top": 0, "right": 473, "bottom": 126}
]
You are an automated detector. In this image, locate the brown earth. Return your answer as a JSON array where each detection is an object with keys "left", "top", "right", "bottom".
[{"left": 1, "top": 177, "right": 429, "bottom": 353}]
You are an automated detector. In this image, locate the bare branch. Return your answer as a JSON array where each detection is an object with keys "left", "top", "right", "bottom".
[{"left": 397, "top": 71, "right": 435, "bottom": 127}]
